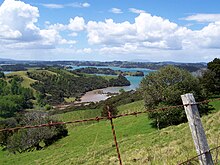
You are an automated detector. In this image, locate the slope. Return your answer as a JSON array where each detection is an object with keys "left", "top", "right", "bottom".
[{"left": 0, "top": 100, "right": 219, "bottom": 165}]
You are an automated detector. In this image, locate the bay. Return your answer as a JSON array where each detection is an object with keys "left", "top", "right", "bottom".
[{"left": 70, "top": 66, "right": 154, "bottom": 102}]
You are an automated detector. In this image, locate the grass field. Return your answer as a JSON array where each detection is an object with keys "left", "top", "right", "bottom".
[{"left": 0, "top": 100, "right": 219, "bottom": 165}]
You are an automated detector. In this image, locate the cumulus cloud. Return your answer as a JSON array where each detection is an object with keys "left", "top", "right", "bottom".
[
  {"left": 110, "top": 8, "right": 123, "bottom": 14},
  {"left": 48, "top": 16, "right": 85, "bottom": 32},
  {"left": 86, "top": 12, "right": 220, "bottom": 51},
  {"left": 0, "top": 0, "right": 40, "bottom": 41},
  {"left": 86, "top": 13, "right": 185, "bottom": 50},
  {"left": 183, "top": 14, "right": 220, "bottom": 22},
  {"left": 1, "top": 0, "right": 220, "bottom": 61},
  {"left": 87, "top": 18, "right": 136, "bottom": 45},
  {"left": 129, "top": 8, "right": 145, "bottom": 14},
  {"left": 0, "top": 0, "right": 76, "bottom": 50},
  {"left": 68, "top": 17, "right": 85, "bottom": 31}
]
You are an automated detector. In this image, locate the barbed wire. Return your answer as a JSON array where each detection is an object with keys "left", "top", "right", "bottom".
[
  {"left": 0, "top": 97, "right": 219, "bottom": 133},
  {"left": 178, "top": 145, "right": 220, "bottom": 165},
  {"left": 0, "top": 97, "right": 219, "bottom": 165}
]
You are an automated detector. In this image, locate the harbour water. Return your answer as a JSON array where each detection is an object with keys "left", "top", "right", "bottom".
[{"left": 71, "top": 66, "right": 154, "bottom": 102}]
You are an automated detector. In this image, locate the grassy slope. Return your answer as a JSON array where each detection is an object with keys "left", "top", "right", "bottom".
[
  {"left": 7, "top": 71, "right": 37, "bottom": 89},
  {"left": 0, "top": 101, "right": 219, "bottom": 165}
]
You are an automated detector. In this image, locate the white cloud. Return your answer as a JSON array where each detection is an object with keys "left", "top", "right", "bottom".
[
  {"left": 68, "top": 2, "right": 90, "bottom": 8},
  {"left": 68, "top": 32, "right": 78, "bottom": 37},
  {"left": 86, "top": 12, "right": 220, "bottom": 53},
  {"left": 87, "top": 18, "right": 136, "bottom": 45},
  {"left": 48, "top": 16, "right": 85, "bottom": 32},
  {"left": 68, "top": 17, "right": 85, "bottom": 31},
  {"left": 0, "top": 0, "right": 76, "bottom": 50},
  {"left": 42, "top": 4, "right": 64, "bottom": 9},
  {"left": 129, "top": 8, "right": 145, "bottom": 14},
  {"left": 183, "top": 14, "right": 220, "bottom": 22},
  {"left": 82, "top": 3, "right": 90, "bottom": 8},
  {"left": 42, "top": 2, "right": 91, "bottom": 9},
  {"left": 87, "top": 13, "right": 184, "bottom": 50},
  {"left": 76, "top": 48, "right": 92, "bottom": 54},
  {"left": 0, "top": 0, "right": 41, "bottom": 42},
  {"left": 1, "top": 0, "right": 220, "bottom": 62},
  {"left": 110, "top": 8, "right": 123, "bottom": 14}
]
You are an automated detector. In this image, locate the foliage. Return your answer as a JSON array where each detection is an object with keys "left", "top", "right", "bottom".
[
  {"left": 108, "top": 74, "right": 130, "bottom": 86},
  {"left": 0, "top": 99, "right": 219, "bottom": 164},
  {"left": 101, "top": 102, "right": 118, "bottom": 117},
  {"left": 140, "top": 65, "right": 209, "bottom": 128},
  {"left": 0, "top": 77, "right": 34, "bottom": 118},
  {"left": 200, "top": 58, "right": 220, "bottom": 96},
  {"left": 75, "top": 67, "right": 117, "bottom": 75},
  {"left": 104, "top": 90, "right": 142, "bottom": 107},
  {"left": 0, "top": 72, "right": 5, "bottom": 78},
  {"left": 28, "top": 68, "right": 130, "bottom": 105},
  {"left": 0, "top": 112, "right": 68, "bottom": 153},
  {"left": 75, "top": 67, "right": 144, "bottom": 76}
]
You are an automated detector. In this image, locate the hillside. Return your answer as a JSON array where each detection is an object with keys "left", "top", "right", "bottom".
[
  {"left": 0, "top": 100, "right": 219, "bottom": 164},
  {"left": 5, "top": 68, "right": 130, "bottom": 105}
]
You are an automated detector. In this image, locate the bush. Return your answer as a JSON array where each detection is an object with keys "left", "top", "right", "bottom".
[{"left": 0, "top": 112, "right": 68, "bottom": 153}]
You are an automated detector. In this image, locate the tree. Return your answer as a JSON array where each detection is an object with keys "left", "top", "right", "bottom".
[
  {"left": 140, "top": 66, "right": 207, "bottom": 129},
  {"left": 201, "top": 58, "right": 220, "bottom": 96},
  {"left": 101, "top": 102, "right": 118, "bottom": 117},
  {"left": 0, "top": 112, "right": 68, "bottom": 153},
  {"left": 0, "top": 72, "right": 5, "bottom": 78}
]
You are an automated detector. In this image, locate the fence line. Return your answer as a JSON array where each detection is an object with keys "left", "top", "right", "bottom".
[
  {"left": 178, "top": 145, "right": 220, "bottom": 165},
  {"left": 0, "top": 97, "right": 220, "bottom": 164},
  {"left": 1, "top": 98, "right": 219, "bottom": 133}
]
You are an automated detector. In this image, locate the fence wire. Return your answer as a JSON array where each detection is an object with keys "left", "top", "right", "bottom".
[
  {"left": 0, "top": 97, "right": 220, "bottom": 165},
  {"left": 178, "top": 145, "right": 220, "bottom": 165}
]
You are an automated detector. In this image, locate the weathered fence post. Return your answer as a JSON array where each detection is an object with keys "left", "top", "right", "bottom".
[{"left": 181, "top": 93, "right": 213, "bottom": 165}]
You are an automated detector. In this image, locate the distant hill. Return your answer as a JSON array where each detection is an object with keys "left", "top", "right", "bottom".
[{"left": 0, "top": 58, "right": 14, "bottom": 61}]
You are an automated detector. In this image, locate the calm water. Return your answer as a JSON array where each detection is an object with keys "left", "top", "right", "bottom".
[
  {"left": 70, "top": 65, "right": 154, "bottom": 91},
  {"left": 70, "top": 66, "right": 154, "bottom": 102}
]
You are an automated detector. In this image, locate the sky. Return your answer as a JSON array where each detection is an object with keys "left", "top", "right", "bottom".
[{"left": 0, "top": 0, "right": 220, "bottom": 62}]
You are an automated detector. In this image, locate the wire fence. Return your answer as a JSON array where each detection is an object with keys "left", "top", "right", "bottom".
[
  {"left": 0, "top": 97, "right": 220, "bottom": 164},
  {"left": 178, "top": 145, "right": 220, "bottom": 165}
]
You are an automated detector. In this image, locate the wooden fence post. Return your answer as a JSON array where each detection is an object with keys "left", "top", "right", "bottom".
[{"left": 181, "top": 93, "right": 213, "bottom": 165}]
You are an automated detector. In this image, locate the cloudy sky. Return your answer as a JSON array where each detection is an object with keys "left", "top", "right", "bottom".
[{"left": 0, "top": 0, "right": 220, "bottom": 62}]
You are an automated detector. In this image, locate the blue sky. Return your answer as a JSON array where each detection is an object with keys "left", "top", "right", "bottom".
[{"left": 0, "top": 0, "right": 220, "bottom": 62}]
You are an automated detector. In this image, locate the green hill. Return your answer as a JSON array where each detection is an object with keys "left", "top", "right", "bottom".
[{"left": 0, "top": 100, "right": 219, "bottom": 164}]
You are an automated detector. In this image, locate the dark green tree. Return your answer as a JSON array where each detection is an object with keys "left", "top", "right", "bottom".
[
  {"left": 140, "top": 66, "right": 208, "bottom": 129},
  {"left": 0, "top": 72, "right": 5, "bottom": 78},
  {"left": 201, "top": 58, "right": 220, "bottom": 96},
  {"left": 0, "top": 112, "right": 68, "bottom": 153},
  {"left": 101, "top": 102, "right": 118, "bottom": 117}
]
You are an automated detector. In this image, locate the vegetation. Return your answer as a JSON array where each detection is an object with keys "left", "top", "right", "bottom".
[
  {"left": 200, "top": 58, "right": 220, "bottom": 96},
  {"left": 0, "top": 59, "right": 219, "bottom": 164},
  {"left": 75, "top": 67, "right": 144, "bottom": 76},
  {"left": 7, "top": 71, "right": 37, "bottom": 89},
  {"left": 140, "top": 65, "right": 210, "bottom": 129},
  {"left": 101, "top": 102, "right": 118, "bottom": 117},
  {"left": 0, "top": 76, "right": 34, "bottom": 118},
  {"left": 28, "top": 68, "right": 130, "bottom": 105},
  {"left": 0, "top": 112, "right": 68, "bottom": 153},
  {"left": 0, "top": 100, "right": 219, "bottom": 164}
]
